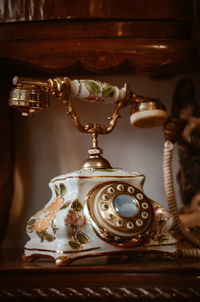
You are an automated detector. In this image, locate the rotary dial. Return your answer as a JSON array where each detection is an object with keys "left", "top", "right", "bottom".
[{"left": 86, "top": 181, "right": 154, "bottom": 245}]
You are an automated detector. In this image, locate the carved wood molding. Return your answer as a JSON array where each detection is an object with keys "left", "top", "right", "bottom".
[
  {"left": 0, "top": 32, "right": 199, "bottom": 75},
  {"left": 0, "top": 286, "right": 200, "bottom": 301}
]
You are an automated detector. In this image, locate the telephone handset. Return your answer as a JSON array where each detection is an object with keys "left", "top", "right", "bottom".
[{"left": 9, "top": 76, "right": 200, "bottom": 266}]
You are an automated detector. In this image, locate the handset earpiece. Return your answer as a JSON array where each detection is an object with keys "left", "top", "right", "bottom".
[{"left": 130, "top": 95, "right": 168, "bottom": 128}]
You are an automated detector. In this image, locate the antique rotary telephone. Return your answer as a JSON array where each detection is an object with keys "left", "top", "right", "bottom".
[{"left": 9, "top": 76, "right": 200, "bottom": 266}]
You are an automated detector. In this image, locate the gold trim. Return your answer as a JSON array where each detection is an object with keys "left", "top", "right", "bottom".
[
  {"left": 130, "top": 96, "right": 167, "bottom": 120},
  {"left": 50, "top": 174, "right": 145, "bottom": 183},
  {"left": 24, "top": 247, "right": 100, "bottom": 254},
  {"left": 23, "top": 245, "right": 178, "bottom": 266}
]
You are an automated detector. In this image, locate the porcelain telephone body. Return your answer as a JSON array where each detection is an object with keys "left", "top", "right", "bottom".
[{"left": 24, "top": 168, "right": 177, "bottom": 266}]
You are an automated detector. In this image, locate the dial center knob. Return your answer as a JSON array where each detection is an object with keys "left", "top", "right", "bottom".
[{"left": 113, "top": 194, "right": 140, "bottom": 218}]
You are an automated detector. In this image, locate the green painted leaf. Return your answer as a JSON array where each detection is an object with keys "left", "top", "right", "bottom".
[
  {"left": 43, "top": 231, "right": 56, "bottom": 242},
  {"left": 69, "top": 241, "right": 81, "bottom": 249},
  {"left": 54, "top": 184, "right": 59, "bottom": 197},
  {"left": 77, "top": 231, "right": 88, "bottom": 244},
  {"left": 102, "top": 85, "right": 115, "bottom": 97},
  {"left": 60, "top": 202, "right": 70, "bottom": 210},
  {"left": 156, "top": 233, "right": 169, "bottom": 244},
  {"left": 71, "top": 199, "right": 82, "bottom": 212},
  {"left": 37, "top": 231, "right": 45, "bottom": 242},
  {"left": 37, "top": 230, "right": 56, "bottom": 242},
  {"left": 51, "top": 220, "right": 59, "bottom": 234},
  {"left": 85, "top": 81, "right": 101, "bottom": 94},
  {"left": 60, "top": 183, "right": 67, "bottom": 197},
  {"left": 26, "top": 218, "right": 36, "bottom": 233}
]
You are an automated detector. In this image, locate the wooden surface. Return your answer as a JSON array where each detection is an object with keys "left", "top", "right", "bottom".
[{"left": 0, "top": 251, "right": 200, "bottom": 301}]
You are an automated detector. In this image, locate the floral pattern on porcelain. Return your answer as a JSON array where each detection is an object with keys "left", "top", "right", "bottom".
[
  {"left": 26, "top": 183, "right": 68, "bottom": 242},
  {"left": 83, "top": 80, "right": 115, "bottom": 103},
  {"left": 70, "top": 79, "right": 125, "bottom": 104},
  {"left": 24, "top": 168, "right": 178, "bottom": 265},
  {"left": 64, "top": 205, "right": 88, "bottom": 249}
]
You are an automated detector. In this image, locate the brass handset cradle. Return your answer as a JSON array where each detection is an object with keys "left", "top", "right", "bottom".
[{"left": 63, "top": 83, "right": 129, "bottom": 169}]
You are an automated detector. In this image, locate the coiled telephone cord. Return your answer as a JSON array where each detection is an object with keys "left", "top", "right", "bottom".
[{"left": 163, "top": 140, "right": 200, "bottom": 258}]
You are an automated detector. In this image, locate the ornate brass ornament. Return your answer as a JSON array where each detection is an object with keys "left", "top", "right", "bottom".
[{"left": 9, "top": 76, "right": 68, "bottom": 116}]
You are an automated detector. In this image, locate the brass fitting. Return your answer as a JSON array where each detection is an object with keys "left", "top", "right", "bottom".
[{"left": 9, "top": 76, "right": 67, "bottom": 116}]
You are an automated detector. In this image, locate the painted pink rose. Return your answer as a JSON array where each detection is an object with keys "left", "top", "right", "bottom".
[
  {"left": 154, "top": 205, "right": 174, "bottom": 232},
  {"left": 64, "top": 210, "right": 86, "bottom": 228},
  {"left": 154, "top": 207, "right": 172, "bottom": 222}
]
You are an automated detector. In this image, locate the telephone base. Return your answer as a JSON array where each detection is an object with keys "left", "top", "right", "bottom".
[{"left": 23, "top": 244, "right": 181, "bottom": 266}]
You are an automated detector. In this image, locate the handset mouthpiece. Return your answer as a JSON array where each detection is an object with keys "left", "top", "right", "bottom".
[{"left": 130, "top": 95, "right": 168, "bottom": 128}]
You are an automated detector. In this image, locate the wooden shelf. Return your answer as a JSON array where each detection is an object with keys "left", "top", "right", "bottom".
[
  {"left": 0, "top": 250, "right": 200, "bottom": 301},
  {"left": 0, "top": 2, "right": 200, "bottom": 301}
]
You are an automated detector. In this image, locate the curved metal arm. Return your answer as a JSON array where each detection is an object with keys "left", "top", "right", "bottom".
[{"left": 64, "top": 83, "right": 129, "bottom": 149}]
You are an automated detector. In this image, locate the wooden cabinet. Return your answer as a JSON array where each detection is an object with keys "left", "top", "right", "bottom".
[
  {"left": 0, "top": 0, "right": 200, "bottom": 75},
  {"left": 0, "top": 1, "right": 200, "bottom": 300}
]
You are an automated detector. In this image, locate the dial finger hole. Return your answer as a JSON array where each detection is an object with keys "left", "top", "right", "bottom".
[
  {"left": 136, "top": 193, "right": 143, "bottom": 200},
  {"left": 127, "top": 222, "right": 134, "bottom": 229},
  {"left": 117, "top": 184, "right": 124, "bottom": 191},
  {"left": 136, "top": 219, "right": 143, "bottom": 227},
  {"left": 115, "top": 219, "right": 123, "bottom": 227},
  {"left": 101, "top": 203, "right": 109, "bottom": 210},
  {"left": 102, "top": 194, "right": 109, "bottom": 201},
  {"left": 141, "top": 202, "right": 149, "bottom": 209},
  {"left": 108, "top": 187, "right": 115, "bottom": 194},
  {"left": 107, "top": 213, "right": 113, "bottom": 220},
  {"left": 128, "top": 186, "right": 134, "bottom": 193},
  {"left": 141, "top": 211, "right": 149, "bottom": 219}
]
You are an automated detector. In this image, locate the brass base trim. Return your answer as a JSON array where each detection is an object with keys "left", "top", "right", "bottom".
[
  {"left": 24, "top": 247, "right": 100, "bottom": 254},
  {"left": 50, "top": 174, "right": 145, "bottom": 183}
]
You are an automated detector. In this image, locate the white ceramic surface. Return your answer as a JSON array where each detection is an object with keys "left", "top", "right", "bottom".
[{"left": 24, "top": 167, "right": 177, "bottom": 265}]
